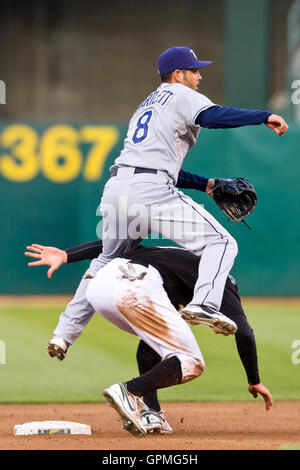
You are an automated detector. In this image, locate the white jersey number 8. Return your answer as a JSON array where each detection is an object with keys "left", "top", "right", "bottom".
[{"left": 132, "top": 110, "right": 152, "bottom": 144}]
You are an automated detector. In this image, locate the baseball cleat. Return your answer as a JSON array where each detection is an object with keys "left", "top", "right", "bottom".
[
  {"left": 47, "top": 336, "right": 69, "bottom": 361},
  {"left": 181, "top": 304, "right": 237, "bottom": 336},
  {"left": 141, "top": 409, "right": 173, "bottom": 435},
  {"left": 158, "top": 410, "right": 173, "bottom": 435},
  {"left": 141, "top": 409, "right": 162, "bottom": 434},
  {"left": 103, "top": 382, "right": 147, "bottom": 437}
]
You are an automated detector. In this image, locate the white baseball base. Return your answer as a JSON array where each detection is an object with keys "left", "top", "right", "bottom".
[{"left": 14, "top": 421, "right": 92, "bottom": 435}]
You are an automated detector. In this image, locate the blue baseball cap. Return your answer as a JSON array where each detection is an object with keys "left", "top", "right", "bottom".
[{"left": 158, "top": 47, "right": 212, "bottom": 75}]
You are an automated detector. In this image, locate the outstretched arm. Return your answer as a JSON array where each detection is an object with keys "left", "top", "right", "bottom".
[
  {"left": 233, "top": 313, "right": 273, "bottom": 410},
  {"left": 25, "top": 240, "right": 104, "bottom": 277},
  {"left": 196, "top": 106, "right": 288, "bottom": 137},
  {"left": 221, "top": 277, "right": 273, "bottom": 410},
  {"left": 26, "top": 239, "right": 150, "bottom": 273}
]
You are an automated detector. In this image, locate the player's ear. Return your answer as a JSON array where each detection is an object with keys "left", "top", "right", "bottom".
[{"left": 173, "top": 69, "right": 183, "bottom": 83}]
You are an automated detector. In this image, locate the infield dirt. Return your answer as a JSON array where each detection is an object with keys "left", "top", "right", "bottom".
[{"left": 1, "top": 401, "right": 299, "bottom": 450}]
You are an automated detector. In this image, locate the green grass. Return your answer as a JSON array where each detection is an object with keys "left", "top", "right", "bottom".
[
  {"left": 0, "top": 302, "right": 300, "bottom": 403},
  {"left": 279, "top": 444, "right": 300, "bottom": 450}
]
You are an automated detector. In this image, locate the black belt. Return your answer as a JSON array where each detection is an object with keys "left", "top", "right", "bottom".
[{"left": 111, "top": 167, "right": 158, "bottom": 176}]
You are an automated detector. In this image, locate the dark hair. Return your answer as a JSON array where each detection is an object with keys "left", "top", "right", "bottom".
[
  {"left": 160, "top": 72, "right": 173, "bottom": 82},
  {"left": 160, "top": 69, "right": 188, "bottom": 83}
]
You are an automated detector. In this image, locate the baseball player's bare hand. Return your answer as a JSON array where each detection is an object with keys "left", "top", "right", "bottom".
[
  {"left": 25, "top": 244, "right": 67, "bottom": 278},
  {"left": 265, "top": 114, "right": 289, "bottom": 137},
  {"left": 248, "top": 383, "right": 273, "bottom": 411},
  {"left": 206, "top": 179, "right": 215, "bottom": 198}
]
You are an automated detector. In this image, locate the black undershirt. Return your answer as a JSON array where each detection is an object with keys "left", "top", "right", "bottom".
[{"left": 66, "top": 240, "right": 260, "bottom": 384}]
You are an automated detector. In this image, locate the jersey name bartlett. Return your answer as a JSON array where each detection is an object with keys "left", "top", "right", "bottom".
[{"left": 136, "top": 89, "right": 174, "bottom": 113}]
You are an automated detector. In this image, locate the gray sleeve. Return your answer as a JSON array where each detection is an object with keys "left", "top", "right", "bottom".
[
  {"left": 178, "top": 89, "right": 216, "bottom": 126},
  {"left": 53, "top": 277, "right": 95, "bottom": 344}
]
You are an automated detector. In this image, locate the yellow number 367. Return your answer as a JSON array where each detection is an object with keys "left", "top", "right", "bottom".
[{"left": 0, "top": 124, "right": 119, "bottom": 183}]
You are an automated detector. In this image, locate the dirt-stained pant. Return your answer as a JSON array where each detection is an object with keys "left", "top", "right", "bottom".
[{"left": 85, "top": 258, "right": 205, "bottom": 383}]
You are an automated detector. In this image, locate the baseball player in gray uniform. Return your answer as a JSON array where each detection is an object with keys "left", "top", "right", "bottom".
[{"left": 86, "top": 46, "right": 288, "bottom": 333}]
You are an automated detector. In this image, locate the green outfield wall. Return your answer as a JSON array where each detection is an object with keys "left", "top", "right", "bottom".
[{"left": 0, "top": 122, "right": 299, "bottom": 296}]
